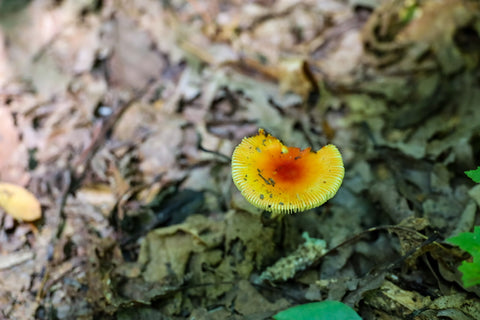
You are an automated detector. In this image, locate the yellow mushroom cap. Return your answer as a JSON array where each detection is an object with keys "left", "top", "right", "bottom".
[{"left": 231, "top": 129, "right": 344, "bottom": 214}]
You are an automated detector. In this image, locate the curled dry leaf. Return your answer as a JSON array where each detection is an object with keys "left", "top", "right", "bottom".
[{"left": 0, "top": 182, "right": 41, "bottom": 221}]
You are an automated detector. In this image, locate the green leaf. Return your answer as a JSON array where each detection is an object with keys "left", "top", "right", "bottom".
[
  {"left": 273, "top": 301, "right": 362, "bottom": 320},
  {"left": 465, "top": 167, "right": 480, "bottom": 183},
  {"left": 447, "top": 227, "right": 480, "bottom": 260},
  {"left": 447, "top": 226, "right": 480, "bottom": 287},
  {"left": 458, "top": 260, "right": 480, "bottom": 287}
]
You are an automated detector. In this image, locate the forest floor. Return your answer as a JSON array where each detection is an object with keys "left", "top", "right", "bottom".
[{"left": 1, "top": 0, "right": 480, "bottom": 319}]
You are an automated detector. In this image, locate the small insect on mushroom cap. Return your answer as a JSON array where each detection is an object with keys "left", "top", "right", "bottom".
[{"left": 231, "top": 129, "right": 344, "bottom": 214}]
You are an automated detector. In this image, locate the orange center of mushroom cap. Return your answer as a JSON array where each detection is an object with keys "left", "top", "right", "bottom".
[{"left": 231, "top": 129, "right": 344, "bottom": 214}]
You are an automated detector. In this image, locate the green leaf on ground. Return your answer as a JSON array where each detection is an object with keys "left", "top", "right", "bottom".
[
  {"left": 447, "top": 226, "right": 480, "bottom": 287},
  {"left": 273, "top": 301, "right": 362, "bottom": 320},
  {"left": 458, "top": 260, "right": 480, "bottom": 288},
  {"left": 465, "top": 167, "right": 480, "bottom": 183}
]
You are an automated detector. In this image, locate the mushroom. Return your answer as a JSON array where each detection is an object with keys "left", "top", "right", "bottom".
[{"left": 231, "top": 129, "right": 344, "bottom": 214}]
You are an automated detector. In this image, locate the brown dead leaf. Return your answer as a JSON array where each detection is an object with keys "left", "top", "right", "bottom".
[
  {"left": 0, "top": 182, "right": 41, "bottom": 221},
  {"left": 315, "top": 29, "right": 363, "bottom": 79},
  {"left": 105, "top": 12, "right": 165, "bottom": 91},
  {"left": 0, "top": 250, "right": 34, "bottom": 270},
  {"left": 277, "top": 58, "right": 316, "bottom": 99},
  {"left": 233, "top": 280, "right": 289, "bottom": 317},
  {"left": 364, "top": 280, "right": 431, "bottom": 318},
  {"left": 75, "top": 184, "right": 117, "bottom": 217},
  {"left": 138, "top": 230, "right": 198, "bottom": 283},
  {"left": 0, "top": 106, "right": 29, "bottom": 185},
  {"left": 137, "top": 215, "right": 221, "bottom": 282},
  {"left": 0, "top": 29, "right": 14, "bottom": 86}
]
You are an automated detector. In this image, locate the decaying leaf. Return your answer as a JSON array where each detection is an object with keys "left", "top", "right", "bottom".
[
  {"left": 363, "top": 280, "right": 431, "bottom": 319},
  {"left": 0, "top": 182, "right": 41, "bottom": 221},
  {"left": 258, "top": 232, "right": 327, "bottom": 283}
]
